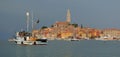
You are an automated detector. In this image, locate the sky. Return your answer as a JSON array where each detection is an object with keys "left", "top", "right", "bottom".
[{"left": 1, "top": 0, "right": 120, "bottom": 39}]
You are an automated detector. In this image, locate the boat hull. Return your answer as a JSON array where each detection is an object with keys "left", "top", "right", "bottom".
[{"left": 15, "top": 40, "right": 47, "bottom": 45}]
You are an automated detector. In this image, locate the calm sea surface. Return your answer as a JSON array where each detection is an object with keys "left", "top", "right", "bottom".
[{"left": 0, "top": 40, "right": 120, "bottom": 57}]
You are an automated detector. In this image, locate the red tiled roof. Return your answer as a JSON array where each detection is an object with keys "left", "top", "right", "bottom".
[{"left": 55, "top": 21, "right": 69, "bottom": 25}]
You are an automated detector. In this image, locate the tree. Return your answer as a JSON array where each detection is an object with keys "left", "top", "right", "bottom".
[
  {"left": 72, "top": 23, "right": 78, "bottom": 27},
  {"left": 81, "top": 24, "right": 83, "bottom": 28},
  {"left": 51, "top": 25, "right": 54, "bottom": 27},
  {"left": 41, "top": 26, "right": 48, "bottom": 29}
]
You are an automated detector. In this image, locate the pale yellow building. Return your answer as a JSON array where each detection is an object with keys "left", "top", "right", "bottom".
[{"left": 102, "top": 28, "right": 120, "bottom": 38}]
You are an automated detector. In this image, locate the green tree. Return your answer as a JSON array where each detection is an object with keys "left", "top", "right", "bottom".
[
  {"left": 72, "top": 23, "right": 78, "bottom": 27},
  {"left": 81, "top": 24, "right": 83, "bottom": 28},
  {"left": 51, "top": 25, "right": 54, "bottom": 27},
  {"left": 41, "top": 26, "right": 48, "bottom": 29}
]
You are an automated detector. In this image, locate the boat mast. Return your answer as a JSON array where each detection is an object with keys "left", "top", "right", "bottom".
[
  {"left": 31, "top": 11, "right": 34, "bottom": 31},
  {"left": 26, "top": 12, "right": 30, "bottom": 32}
]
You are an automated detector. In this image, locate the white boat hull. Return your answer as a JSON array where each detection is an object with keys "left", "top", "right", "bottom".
[
  {"left": 16, "top": 41, "right": 23, "bottom": 44},
  {"left": 15, "top": 40, "right": 47, "bottom": 45},
  {"left": 23, "top": 41, "right": 34, "bottom": 45},
  {"left": 13, "top": 32, "right": 47, "bottom": 45}
]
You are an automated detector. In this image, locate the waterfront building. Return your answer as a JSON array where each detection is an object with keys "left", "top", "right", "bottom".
[
  {"left": 102, "top": 28, "right": 120, "bottom": 38},
  {"left": 53, "top": 21, "right": 69, "bottom": 28},
  {"left": 47, "top": 9, "right": 73, "bottom": 39},
  {"left": 75, "top": 27, "right": 86, "bottom": 39},
  {"left": 32, "top": 30, "right": 40, "bottom": 37}
]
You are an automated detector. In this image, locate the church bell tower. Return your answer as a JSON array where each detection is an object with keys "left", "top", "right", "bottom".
[{"left": 66, "top": 9, "right": 71, "bottom": 23}]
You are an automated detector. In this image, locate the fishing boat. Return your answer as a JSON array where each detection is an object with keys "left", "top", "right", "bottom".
[
  {"left": 14, "top": 31, "right": 47, "bottom": 45},
  {"left": 9, "top": 12, "right": 47, "bottom": 45}
]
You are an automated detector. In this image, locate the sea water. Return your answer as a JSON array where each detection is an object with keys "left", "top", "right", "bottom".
[{"left": 0, "top": 40, "right": 120, "bottom": 57}]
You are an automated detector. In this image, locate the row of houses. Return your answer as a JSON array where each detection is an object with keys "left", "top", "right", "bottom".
[{"left": 32, "top": 21, "right": 120, "bottom": 40}]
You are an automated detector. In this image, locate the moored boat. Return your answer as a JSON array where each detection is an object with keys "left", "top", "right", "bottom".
[
  {"left": 14, "top": 31, "right": 47, "bottom": 45},
  {"left": 70, "top": 37, "right": 80, "bottom": 41},
  {"left": 9, "top": 12, "right": 47, "bottom": 45}
]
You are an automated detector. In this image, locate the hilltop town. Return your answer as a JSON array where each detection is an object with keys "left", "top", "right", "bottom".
[{"left": 32, "top": 9, "right": 120, "bottom": 41}]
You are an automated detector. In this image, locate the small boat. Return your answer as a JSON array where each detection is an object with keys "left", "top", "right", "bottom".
[{"left": 70, "top": 37, "right": 80, "bottom": 41}]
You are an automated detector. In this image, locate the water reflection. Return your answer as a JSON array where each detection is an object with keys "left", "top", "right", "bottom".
[
  {"left": 45, "top": 40, "right": 73, "bottom": 57},
  {"left": 11, "top": 40, "right": 120, "bottom": 57},
  {"left": 15, "top": 45, "right": 48, "bottom": 57}
]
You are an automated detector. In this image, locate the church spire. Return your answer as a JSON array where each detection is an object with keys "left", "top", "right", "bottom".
[{"left": 66, "top": 9, "right": 71, "bottom": 23}]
